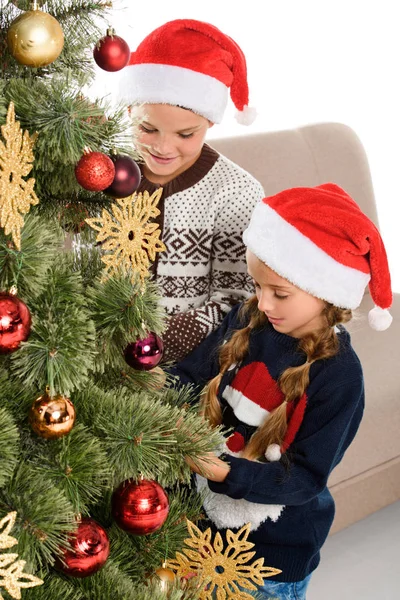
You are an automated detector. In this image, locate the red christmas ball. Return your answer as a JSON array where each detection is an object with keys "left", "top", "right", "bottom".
[
  {"left": 75, "top": 151, "right": 115, "bottom": 192},
  {"left": 112, "top": 478, "right": 169, "bottom": 535},
  {"left": 104, "top": 155, "right": 141, "bottom": 198},
  {"left": 0, "top": 292, "right": 31, "bottom": 354},
  {"left": 93, "top": 29, "right": 130, "bottom": 72},
  {"left": 124, "top": 333, "right": 164, "bottom": 371},
  {"left": 55, "top": 517, "right": 110, "bottom": 578}
]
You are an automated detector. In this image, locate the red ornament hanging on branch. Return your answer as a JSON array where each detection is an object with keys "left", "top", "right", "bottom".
[
  {"left": 0, "top": 290, "right": 31, "bottom": 354},
  {"left": 111, "top": 478, "right": 169, "bottom": 535},
  {"left": 75, "top": 151, "right": 115, "bottom": 192},
  {"left": 55, "top": 517, "right": 110, "bottom": 578},
  {"left": 93, "top": 28, "right": 130, "bottom": 72},
  {"left": 104, "top": 154, "right": 141, "bottom": 198},
  {"left": 124, "top": 332, "right": 164, "bottom": 371}
]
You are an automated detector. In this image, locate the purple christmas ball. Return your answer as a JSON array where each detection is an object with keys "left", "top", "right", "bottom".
[
  {"left": 104, "top": 155, "right": 141, "bottom": 198},
  {"left": 124, "top": 332, "right": 164, "bottom": 371}
]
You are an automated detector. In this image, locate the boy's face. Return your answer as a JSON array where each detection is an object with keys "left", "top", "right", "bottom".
[
  {"left": 132, "top": 104, "right": 212, "bottom": 185},
  {"left": 246, "top": 250, "right": 326, "bottom": 339}
]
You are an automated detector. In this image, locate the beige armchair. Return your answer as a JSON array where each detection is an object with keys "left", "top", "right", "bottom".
[{"left": 211, "top": 123, "right": 400, "bottom": 533}]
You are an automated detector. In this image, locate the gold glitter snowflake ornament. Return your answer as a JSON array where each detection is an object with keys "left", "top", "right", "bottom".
[
  {"left": 0, "top": 511, "right": 44, "bottom": 600},
  {"left": 167, "top": 520, "right": 282, "bottom": 600},
  {"left": 0, "top": 102, "right": 39, "bottom": 250},
  {"left": 86, "top": 188, "right": 166, "bottom": 283}
]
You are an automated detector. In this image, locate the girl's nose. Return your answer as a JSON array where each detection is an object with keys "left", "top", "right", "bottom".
[{"left": 257, "top": 292, "right": 274, "bottom": 313}]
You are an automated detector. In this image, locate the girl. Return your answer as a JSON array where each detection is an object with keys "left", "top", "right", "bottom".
[
  {"left": 119, "top": 19, "right": 264, "bottom": 362},
  {"left": 169, "top": 183, "right": 393, "bottom": 599}
]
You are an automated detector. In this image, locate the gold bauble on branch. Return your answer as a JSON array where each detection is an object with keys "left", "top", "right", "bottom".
[
  {"left": 7, "top": 3, "right": 64, "bottom": 68},
  {"left": 152, "top": 564, "right": 176, "bottom": 592},
  {"left": 29, "top": 391, "right": 76, "bottom": 439}
]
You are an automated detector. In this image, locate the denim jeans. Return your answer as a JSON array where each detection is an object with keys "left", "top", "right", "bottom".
[{"left": 249, "top": 573, "right": 312, "bottom": 600}]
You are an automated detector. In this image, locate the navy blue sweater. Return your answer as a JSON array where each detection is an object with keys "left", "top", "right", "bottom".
[{"left": 169, "top": 303, "right": 364, "bottom": 582}]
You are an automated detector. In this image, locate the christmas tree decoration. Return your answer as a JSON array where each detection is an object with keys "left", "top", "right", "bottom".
[
  {"left": 0, "top": 3, "right": 230, "bottom": 596},
  {"left": 104, "top": 155, "right": 141, "bottom": 199},
  {"left": 0, "top": 510, "right": 44, "bottom": 598},
  {"left": 93, "top": 28, "right": 130, "bottom": 72},
  {"left": 86, "top": 189, "right": 166, "bottom": 283},
  {"left": 75, "top": 151, "right": 115, "bottom": 192},
  {"left": 7, "top": 2, "right": 64, "bottom": 68},
  {"left": 111, "top": 478, "right": 169, "bottom": 535},
  {"left": 0, "top": 290, "right": 31, "bottom": 354},
  {"left": 0, "top": 102, "right": 39, "bottom": 250},
  {"left": 167, "top": 520, "right": 282, "bottom": 600},
  {"left": 54, "top": 517, "right": 110, "bottom": 578},
  {"left": 124, "top": 332, "right": 164, "bottom": 371},
  {"left": 152, "top": 563, "right": 175, "bottom": 592},
  {"left": 29, "top": 391, "right": 76, "bottom": 439}
]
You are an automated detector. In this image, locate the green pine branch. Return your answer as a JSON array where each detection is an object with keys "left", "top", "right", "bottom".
[
  {"left": 0, "top": 462, "right": 76, "bottom": 571},
  {"left": 87, "top": 271, "right": 166, "bottom": 374},
  {"left": 0, "top": 212, "right": 63, "bottom": 302},
  {"left": 0, "top": 405, "right": 19, "bottom": 487},
  {"left": 73, "top": 383, "right": 224, "bottom": 489},
  {"left": 32, "top": 424, "right": 111, "bottom": 515},
  {"left": 10, "top": 255, "right": 97, "bottom": 397}
]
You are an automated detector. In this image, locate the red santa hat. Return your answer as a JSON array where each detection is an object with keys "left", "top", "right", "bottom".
[
  {"left": 243, "top": 183, "right": 393, "bottom": 330},
  {"left": 119, "top": 19, "right": 256, "bottom": 125}
]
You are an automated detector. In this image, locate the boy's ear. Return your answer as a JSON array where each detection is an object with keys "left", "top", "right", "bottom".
[{"left": 208, "top": 121, "right": 215, "bottom": 129}]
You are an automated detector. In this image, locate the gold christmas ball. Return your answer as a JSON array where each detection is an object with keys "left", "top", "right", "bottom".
[
  {"left": 29, "top": 392, "right": 76, "bottom": 439},
  {"left": 153, "top": 566, "right": 175, "bottom": 591},
  {"left": 7, "top": 9, "right": 64, "bottom": 68}
]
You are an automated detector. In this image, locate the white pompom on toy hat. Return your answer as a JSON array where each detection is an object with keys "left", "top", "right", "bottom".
[
  {"left": 243, "top": 183, "right": 393, "bottom": 330},
  {"left": 119, "top": 19, "right": 256, "bottom": 125}
]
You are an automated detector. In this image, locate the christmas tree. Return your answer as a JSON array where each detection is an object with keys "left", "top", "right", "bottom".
[{"left": 0, "top": 2, "right": 224, "bottom": 598}]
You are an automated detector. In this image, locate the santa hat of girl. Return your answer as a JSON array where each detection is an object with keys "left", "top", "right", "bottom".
[
  {"left": 243, "top": 183, "right": 393, "bottom": 331},
  {"left": 119, "top": 19, "right": 256, "bottom": 125}
]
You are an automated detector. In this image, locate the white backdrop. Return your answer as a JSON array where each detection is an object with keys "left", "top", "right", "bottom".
[{"left": 92, "top": 0, "right": 400, "bottom": 291}]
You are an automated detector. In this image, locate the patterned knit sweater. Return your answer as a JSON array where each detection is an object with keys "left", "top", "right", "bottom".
[
  {"left": 169, "top": 303, "right": 365, "bottom": 582},
  {"left": 137, "top": 144, "right": 264, "bottom": 362}
]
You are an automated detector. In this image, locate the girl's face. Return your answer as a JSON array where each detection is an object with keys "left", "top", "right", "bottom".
[
  {"left": 132, "top": 104, "right": 212, "bottom": 185},
  {"left": 246, "top": 250, "right": 326, "bottom": 339}
]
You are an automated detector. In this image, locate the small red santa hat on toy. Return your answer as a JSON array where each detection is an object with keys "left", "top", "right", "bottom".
[
  {"left": 243, "top": 183, "right": 393, "bottom": 330},
  {"left": 119, "top": 19, "right": 256, "bottom": 125}
]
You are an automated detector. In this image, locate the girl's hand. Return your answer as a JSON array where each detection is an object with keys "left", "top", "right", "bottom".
[{"left": 185, "top": 452, "right": 230, "bottom": 482}]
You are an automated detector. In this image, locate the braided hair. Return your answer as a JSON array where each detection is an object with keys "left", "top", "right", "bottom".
[{"left": 200, "top": 296, "right": 352, "bottom": 460}]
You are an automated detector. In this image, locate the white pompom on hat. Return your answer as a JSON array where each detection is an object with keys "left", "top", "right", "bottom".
[
  {"left": 119, "top": 19, "right": 256, "bottom": 125},
  {"left": 243, "top": 183, "right": 393, "bottom": 330}
]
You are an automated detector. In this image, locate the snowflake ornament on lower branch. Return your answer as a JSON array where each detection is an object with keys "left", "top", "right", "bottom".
[
  {"left": 167, "top": 519, "right": 281, "bottom": 600},
  {"left": 0, "top": 511, "right": 44, "bottom": 600},
  {"left": 86, "top": 188, "right": 166, "bottom": 284}
]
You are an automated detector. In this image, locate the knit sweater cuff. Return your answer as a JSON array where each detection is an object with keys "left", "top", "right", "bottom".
[{"left": 207, "top": 454, "right": 250, "bottom": 500}]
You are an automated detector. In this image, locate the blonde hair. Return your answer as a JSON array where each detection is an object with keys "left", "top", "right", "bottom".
[{"left": 201, "top": 296, "right": 352, "bottom": 460}]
